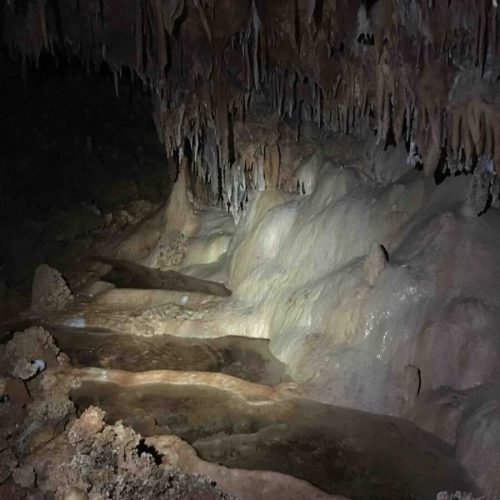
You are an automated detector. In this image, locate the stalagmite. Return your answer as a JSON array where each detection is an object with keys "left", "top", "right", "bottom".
[
  {"left": 251, "top": 0, "right": 261, "bottom": 91},
  {"left": 164, "top": 155, "right": 200, "bottom": 236}
]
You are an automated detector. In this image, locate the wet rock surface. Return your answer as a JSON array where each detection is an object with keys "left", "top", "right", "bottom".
[
  {"left": 0, "top": 320, "right": 479, "bottom": 499},
  {"left": 50, "top": 327, "right": 286, "bottom": 386},
  {"left": 70, "top": 377, "right": 476, "bottom": 499},
  {"left": 92, "top": 257, "right": 232, "bottom": 296}
]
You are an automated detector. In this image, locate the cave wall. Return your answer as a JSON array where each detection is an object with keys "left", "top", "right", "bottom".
[{"left": 3, "top": 0, "right": 499, "bottom": 219}]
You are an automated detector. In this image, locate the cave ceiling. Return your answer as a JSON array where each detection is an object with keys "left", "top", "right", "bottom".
[{"left": 2, "top": 0, "right": 499, "bottom": 209}]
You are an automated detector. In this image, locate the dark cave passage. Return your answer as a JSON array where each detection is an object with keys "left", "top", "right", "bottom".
[{"left": 0, "top": 50, "right": 170, "bottom": 289}]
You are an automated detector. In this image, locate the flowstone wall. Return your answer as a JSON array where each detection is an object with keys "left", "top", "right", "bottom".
[{"left": 212, "top": 150, "right": 500, "bottom": 494}]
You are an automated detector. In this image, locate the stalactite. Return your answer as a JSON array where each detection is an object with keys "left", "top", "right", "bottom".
[
  {"left": 451, "top": 111, "right": 461, "bottom": 158},
  {"left": 153, "top": 0, "right": 168, "bottom": 72},
  {"left": 135, "top": 1, "right": 143, "bottom": 72},
  {"left": 251, "top": 0, "right": 261, "bottom": 91},
  {"left": 424, "top": 108, "right": 443, "bottom": 174},
  {"left": 38, "top": 0, "right": 49, "bottom": 51},
  {"left": 463, "top": 123, "right": 474, "bottom": 167},
  {"left": 393, "top": 92, "right": 406, "bottom": 144},
  {"left": 467, "top": 103, "right": 483, "bottom": 155},
  {"left": 113, "top": 70, "right": 119, "bottom": 98},
  {"left": 4, "top": 0, "right": 500, "bottom": 215}
]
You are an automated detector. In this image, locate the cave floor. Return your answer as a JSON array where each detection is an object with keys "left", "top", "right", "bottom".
[
  {"left": 19, "top": 298, "right": 474, "bottom": 499},
  {"left": 1, "top": 275, "right": 477, "bottom": 498}
]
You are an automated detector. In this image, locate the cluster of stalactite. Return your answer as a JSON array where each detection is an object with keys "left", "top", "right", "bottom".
[{"left": 3, "top": 0, "right": 499, "bottom": 219}]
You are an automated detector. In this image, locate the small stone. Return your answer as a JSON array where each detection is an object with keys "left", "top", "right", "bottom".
[{"left": 12, "top": 465, "right": 36, "bottom": 489}]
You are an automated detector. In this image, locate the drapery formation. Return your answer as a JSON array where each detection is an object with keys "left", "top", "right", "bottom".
[{"left": 3, "top": 0, "right": 500, "bottom": 218}]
